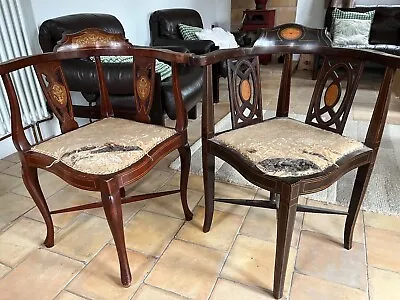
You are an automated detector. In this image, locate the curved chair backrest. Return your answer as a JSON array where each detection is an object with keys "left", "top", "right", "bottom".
[
  {"left": 38, "top": 13, "right": 125, "bottom": 53},
  {"left": 193, "top": 23, "right": 400, "bottom": 153},
  {"left": 0, "top": 29, "right": 193, "bottom": 153}
]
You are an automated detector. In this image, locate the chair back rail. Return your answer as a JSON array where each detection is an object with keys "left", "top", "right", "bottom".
[
  {"left": 306, "top": 57, "right": 365, "bottom": 134},
  {"left": 34, "top": 61, "right": 78, "bottom": 133},
  {"left": 0, "top": 29, "right": 193, "bottom": 153},
  {"left": 227, "top": 56, "right": 262, "bottom": 129}
]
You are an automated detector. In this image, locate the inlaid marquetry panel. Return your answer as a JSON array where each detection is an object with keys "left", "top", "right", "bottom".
[
  {"left": 34, "top": 61, "right": 78, "bottom": 133},
  {"left": 306, "top": 58, "right": 365, "bottom": 134},
  {"left": 227, "top": 56, "right": 262, "bottom": 129},
  {"left": 133, "top": 57, "right": 156, "bottom": 123}
]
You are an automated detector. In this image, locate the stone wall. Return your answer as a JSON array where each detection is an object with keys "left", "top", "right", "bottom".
[{"left": 231, "top": 0, "right": 298, "bottom": 30}]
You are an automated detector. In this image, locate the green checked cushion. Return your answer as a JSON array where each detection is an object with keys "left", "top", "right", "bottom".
[
  {"left": 331, "top": 8, "right": 375, "bottom": 32},
  {"left": 89, "top": 57, "right": 172, "bottom": 81},
  {"left": 154, "top": 60, "right": 172, "bottom": 81},
  {"left": 178, "top": 23, "right": 202, "bottom": 40}
]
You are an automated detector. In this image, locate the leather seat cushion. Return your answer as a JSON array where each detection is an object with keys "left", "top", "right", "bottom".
[
  {"left": 91, "top": 67, "right": 203, "bottom": 119},
  {"left": 31, "top": 118, "right": 176, "bottom": 175},
  {"left": 213, "top": 118, "right": 367, "bottom": 178}
]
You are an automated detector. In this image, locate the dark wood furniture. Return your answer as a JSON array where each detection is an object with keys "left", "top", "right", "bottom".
[
  {"left": 240, "top": 9, "right": 276, "bottom": 64},
  {"left": 0, "top": 29, "right": 194, "bottom": 287},
  {"left": 194, "top": 23, "right": 400, "bottom": 299}
]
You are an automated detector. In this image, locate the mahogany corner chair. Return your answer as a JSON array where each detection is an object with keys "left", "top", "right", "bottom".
[
  {"left": 195, "top": 23, "right": 400, "bottom": 299},
  {"left": 0, "top": 29, "right": 194, "bottom": 287}
]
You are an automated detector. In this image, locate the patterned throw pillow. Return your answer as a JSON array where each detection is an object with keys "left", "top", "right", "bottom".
[
  {"left": 178, "top": 23, "right": 202, "bottom": 40},
  {"left": 89, "top": 57, "right": 172, "bottom": 81},
  {"left": 154, "top": 60, "right": 173, "bottom": 81},
  {"left": 331, "top": 8, "right": 375, "bottom": 32},
  {"left": 332, "top": 19, "right": 372, "bottom": 47}
]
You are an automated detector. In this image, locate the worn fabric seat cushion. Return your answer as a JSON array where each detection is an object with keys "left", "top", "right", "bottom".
[
  {"left": 31, "top": 118, "right": 176, "bottom": 175},
  {"left": 213, "top": 118, "right": 366, "bottom": 178}
]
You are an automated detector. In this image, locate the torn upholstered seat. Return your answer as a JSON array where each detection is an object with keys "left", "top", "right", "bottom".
[
  {"left": 213, "top": 118, "right": 366, "bottom": 178},
  {"left": 31, "top": 118, "right": 176, "bottom": 175}
]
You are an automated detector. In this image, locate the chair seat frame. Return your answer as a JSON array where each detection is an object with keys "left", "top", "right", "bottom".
[{"left": 193, "top": 24, "right": 399, "bottom": 299}]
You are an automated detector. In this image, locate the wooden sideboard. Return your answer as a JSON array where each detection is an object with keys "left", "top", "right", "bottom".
[{"left": 240, "top": 9, "right": 276, "bottom": 64}]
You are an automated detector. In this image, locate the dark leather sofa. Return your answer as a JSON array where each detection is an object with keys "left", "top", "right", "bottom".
[
  {"left": 38, "top": 13, "right": 203, "bottom": 125},
  {"left": 313, "top": 5, "right": 400, "bottom": 79},
  {"left": 325, "top": 5, "right": 400, "bottom": 55},
  {"left": 149, "top": 8, "right": 249, "bottom": 103}
]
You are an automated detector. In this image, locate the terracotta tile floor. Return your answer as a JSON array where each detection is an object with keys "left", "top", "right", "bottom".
[{"left": 0, "top": 65, "right": 400, "bottom": 299}]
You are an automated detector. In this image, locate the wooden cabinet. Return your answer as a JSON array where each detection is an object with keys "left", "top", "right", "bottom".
[{"left": 240, "top": 9, "right": 276, "bottom": 64}]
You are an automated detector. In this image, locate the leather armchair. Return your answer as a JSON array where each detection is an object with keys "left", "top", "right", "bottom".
[
  {"left": 38, "top": 13, "right": 203, "bottom": 125},
  {"left": 150, "top": 8, "right": 242, "bottom": 103}
]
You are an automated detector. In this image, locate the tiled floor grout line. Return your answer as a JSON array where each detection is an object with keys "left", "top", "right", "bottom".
[
  {"left": 132, "top": 283, "right": 192, "bottom": 300},
  {"left": 56, "top": 288, "right": 92, "bottom": 300},
  {"left": 205, "top": 188, "right": 256, "bottom": 300},
  {"left": 61, "top": 242, "right": 111, "bottom": 299},
  {"left": 129, "top": 216, "right": 189, "bottom": 300},
  {"left": 0, "top": 216, "right": 62, "bottom": 269},
  {"left": 287, "top": 197, "right": 307, "bottom": 300},
  {"left": 363, "top": 212, "right": 372, "bottom": 300}
]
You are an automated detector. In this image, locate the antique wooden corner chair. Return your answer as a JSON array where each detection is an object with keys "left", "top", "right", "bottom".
[
  {"left": 194, "top": 23, "right": 400, "bottom": 299},
  {"left": 0, "top": 29, "right": 194, "bottom": 287}
]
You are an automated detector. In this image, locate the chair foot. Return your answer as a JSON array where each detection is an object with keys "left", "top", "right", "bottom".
[
  {"left": 344, "top": 164, "right": 372, "bottom": 250},
  {"left": 179, "top": 144, "right": 193, "bottom": 221},
  {"left": 202, "top": 150, "right": 215, "bottom": 233},
  {"left": 22, "top": 165, "right": 54, "bottom": 248},
  {"left": 100, "top": 179, "right": 132, "bottom": 287},
  {"left": 273, "top": 190, "right": 298, "bottom": 299}
]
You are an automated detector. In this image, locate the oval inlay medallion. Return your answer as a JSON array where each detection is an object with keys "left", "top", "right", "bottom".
[
  {"left": 51, "top": 83, "right": 67, "bottom": 106},
  {"left": 137, "top": 76, "right": 151, "bottom": 100},
  {"left": 324, "top": 83, "right": 340, "bottom": 107},
  {"left": 280, "top": 27, "right": 303, "bottom": 40},
  {"left": 240, "top": 79, "right": 252, "bottom": 101}
]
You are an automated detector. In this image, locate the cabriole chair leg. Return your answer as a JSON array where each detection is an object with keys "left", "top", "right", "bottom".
[
  {"left": 100, "top": 179, "right": 131, "bottom": 287},
  {"left": 22, "top": 165, "right": 54, "bottom": 248},
  {"left": 344, "top": 163, "right": 373, "bottom": 250},
  {"left": 202, "top": 152, "right": 215, "bottom": 233},
  {"left": 179, "top": 144, "right": 193, "bottom": 221}
]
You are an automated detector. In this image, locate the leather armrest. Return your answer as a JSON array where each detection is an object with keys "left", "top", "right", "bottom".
[
  {"left": 153, "top": 45, "right": 190, "bottom": 53},
  {"left": 153, "top": 38, "right": 216, "bottom": 54}
]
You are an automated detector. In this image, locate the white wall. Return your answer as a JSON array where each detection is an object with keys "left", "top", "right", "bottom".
[
  {"left": 30, "top": 0, "right": 232, "bottom": 49},
  {"left": 295, "top": 0, "right": 326, "bottom": 28},
  {"left": 357, "top": 0, "right": 400, "bottom": 4}
]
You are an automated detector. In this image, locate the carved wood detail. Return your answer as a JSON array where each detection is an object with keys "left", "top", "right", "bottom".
[
  {"left": 55, "top": 28, "right": 131, "bottom": 51},
  {"left": 227, "top": 56, "right": 262, "bottom": 129},
  {"left": 279, "top": 26, "right": 304, "bottom": 40},
  {"left": 306, "top": 58, "right": 364, "bottom": 134},
  {"left": 133, "top": 56, "right": 156, "bottom": 123},
  {"left": 34, "top": 61, "right": 78, "bottom": 133}
]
